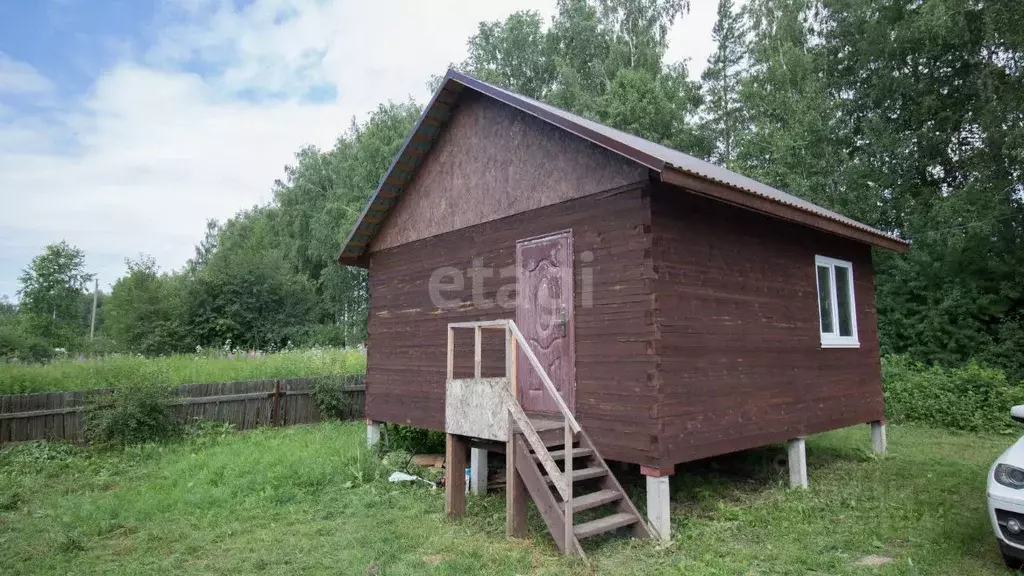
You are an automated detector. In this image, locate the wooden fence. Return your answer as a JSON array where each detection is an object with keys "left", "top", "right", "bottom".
[{"left": 0, "top": 375, "right": 365, "bottom": 443}]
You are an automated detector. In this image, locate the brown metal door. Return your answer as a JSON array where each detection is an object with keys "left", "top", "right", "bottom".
[{"left": 516, "top": 231, "right": 574, "bottom": 414}]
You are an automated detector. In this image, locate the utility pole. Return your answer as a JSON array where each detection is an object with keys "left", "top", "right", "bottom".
[{"left": 89, "top": 278, "right": 98, "bottom": 340}]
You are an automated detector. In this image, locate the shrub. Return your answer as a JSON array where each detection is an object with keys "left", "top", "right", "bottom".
[
  {"left": 0, "top": 325, "right": 54, "bottom": 364},
  {"left": 383, "top": 424, "right": 446, "bottom": 454},
  {"left": 310, "top": 377, "right": 359, "bottom": 420},
  {"left": 84, "top": 381, "right": 181, "bottom": 446},
  {"left": 77, "top": 336, "right": 119, "bottom": 357},
  {"left": 291, "top": 324, "right": 349, "bottom": 348},
  {"left": 883, "top": 355, "right": 1024, "bottom": 434}
]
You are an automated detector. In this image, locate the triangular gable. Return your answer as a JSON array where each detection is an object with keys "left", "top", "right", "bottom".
[
  {"left": 338, "top": 70, "right": 907, "bottom": 266},
  {"left": 369, "top": 90, "right": 648, "bottom": 252}
]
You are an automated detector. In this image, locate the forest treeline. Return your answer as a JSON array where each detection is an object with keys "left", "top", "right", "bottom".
[{"left": 1, "top": 0, "right": 1021, "bottom": 379}]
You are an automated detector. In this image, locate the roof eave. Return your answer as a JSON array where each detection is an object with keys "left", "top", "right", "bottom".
[
  {"left": 659, "top": 166, "right": 909, "bottom": 253},
  {"left": 336, "top": 70, "right": 466, "bottom": 266}
]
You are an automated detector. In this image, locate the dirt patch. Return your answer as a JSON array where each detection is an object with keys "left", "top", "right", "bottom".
[{"left": 854, "top": 555, "right": 893, "bottom": 567}]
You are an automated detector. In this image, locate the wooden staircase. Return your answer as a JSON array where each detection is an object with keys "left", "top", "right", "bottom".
[{"left": 445, "top": 320, "right": 652, "bottom": 557}]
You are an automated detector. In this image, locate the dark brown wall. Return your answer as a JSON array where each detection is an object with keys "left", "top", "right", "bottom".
[
  {"left": 650, "top": 184, "right": 885, "bottom": 466},
  {"left": 366, "top": 186, "right": 662, "bottom": 465},
  {"left": 370, "top": 91, "right": 648, "bottom": 252}
]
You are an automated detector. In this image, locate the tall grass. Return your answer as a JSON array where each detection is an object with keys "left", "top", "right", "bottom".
[{"left": 0, "top": 348, "right": 366, "bottom": 395}]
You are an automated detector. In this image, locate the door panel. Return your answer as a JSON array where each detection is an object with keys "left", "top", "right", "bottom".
[{"left": 516, "top": 231, "right": 574, "bottom": 414}]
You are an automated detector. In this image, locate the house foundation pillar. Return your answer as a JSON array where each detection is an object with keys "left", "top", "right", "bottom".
[
  {"left": 871, "top": 420, "right": 887, "bottom": 455},
  {"left": 470, "top": 447, "right": 488, "bottom": 495},
  {"left": 788, "top": 437, "right": 808, "bottom": 488},
  {"left": 642, "top": 465, "right": 673, "bottom": 540},
  {"left": 366, "top": 419, "right": 380, "bottom": 448}
]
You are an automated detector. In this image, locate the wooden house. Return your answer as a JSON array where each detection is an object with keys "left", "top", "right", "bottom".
[{"left": 338, "top": 69, "right": 908, "bottom": 550}]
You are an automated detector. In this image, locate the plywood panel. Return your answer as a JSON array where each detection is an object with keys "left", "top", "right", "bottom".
[
  {"left": 444, "top": 378, "right": 510, "bottom": 441},
  {"left": 370, "top": 91, "right": 648, "bottom": 251}
]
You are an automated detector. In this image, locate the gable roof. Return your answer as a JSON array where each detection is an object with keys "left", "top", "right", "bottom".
[{"left": 338, "top": 69, "right": 908, "bottom": 265}]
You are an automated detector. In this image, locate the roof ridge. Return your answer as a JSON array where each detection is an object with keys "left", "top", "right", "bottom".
[{"left": 338, "top": 68, "right": 907, "bottom": 265}]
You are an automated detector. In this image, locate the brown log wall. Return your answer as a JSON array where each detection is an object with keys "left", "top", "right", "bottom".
[
  {"left": 650, "top": 184, "right": 885, "bottom": 466},
  {"left": 365, "top": 186, "right": 662, "bottom": 465}
]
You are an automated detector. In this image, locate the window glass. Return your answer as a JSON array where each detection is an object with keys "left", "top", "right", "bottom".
[
  {"left": 816, "top": 265, "right": 833, "bottom": 334},
  {"left": 835, "top": 265, "right": 853, "bottom": 337}
]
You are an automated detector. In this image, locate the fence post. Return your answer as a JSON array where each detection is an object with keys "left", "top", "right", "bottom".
[{"left": 272, "top": 380, "right": 282, "bottom": 427}]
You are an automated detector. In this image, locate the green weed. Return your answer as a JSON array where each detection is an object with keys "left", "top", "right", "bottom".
[
  {"left": 0, "top": 347, "right": 365, "bottom": 394},
  {"left": 0, "top": 422, "right": 1015, "bottom": 575}
]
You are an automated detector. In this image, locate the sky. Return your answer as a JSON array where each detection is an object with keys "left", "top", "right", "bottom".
[{"left": 0, "top": 0, "right": 725, "bottom": 300}]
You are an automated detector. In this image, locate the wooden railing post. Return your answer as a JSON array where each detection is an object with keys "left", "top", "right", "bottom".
[
  {"left": 564, "top": 417, "right": 574, "bottom": 556},
  {"left": 505, "top": 324, "right": 526, "bottom": 537},
  {"left": 447, "top": 326, "right": 455, "bottom": 382}
]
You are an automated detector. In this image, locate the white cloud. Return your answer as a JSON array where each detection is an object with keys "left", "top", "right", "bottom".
[
  {"left": 0, "top": 53, "right": 54, "bottom": 94},
  {"left": 0, "top": 0, "right": 721, "bottom": 298}
]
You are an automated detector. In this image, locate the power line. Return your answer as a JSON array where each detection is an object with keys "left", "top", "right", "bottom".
[{"left": 905, "top": 212, "right": 1021, "bottom": 240}]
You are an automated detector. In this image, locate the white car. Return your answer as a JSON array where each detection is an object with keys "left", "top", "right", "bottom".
[{"left": 988, "top": 405, "right": 1024, "bottom": 569}]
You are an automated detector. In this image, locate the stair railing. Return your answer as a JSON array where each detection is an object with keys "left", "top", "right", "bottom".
[{"left": 448, "top": 318, "right": 580, "bottom": 555}]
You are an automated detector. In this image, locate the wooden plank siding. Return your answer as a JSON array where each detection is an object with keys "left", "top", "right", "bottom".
[
  {"left": 365, "top": 186, "right": 662, "bottom": 465},
  {"left": 649, "top": 183, "right": 885, "bottom": 466}
]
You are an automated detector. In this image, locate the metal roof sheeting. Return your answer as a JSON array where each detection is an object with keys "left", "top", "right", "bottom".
[{"left": 338, "top": 69, "right": 907, "bottom": 265}]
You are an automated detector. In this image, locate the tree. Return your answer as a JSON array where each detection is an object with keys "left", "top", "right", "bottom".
[
  {"left": 701, "top": 0, "right": 747, "bottom": 168},
  {"left": 17, "top": 241, "right": 93, "bottom": 349},
  {"left": 460, "top": 0, "right": 708, "bottom": 156},
  {"left": 273, "top": 101, "right": 420, "bottom": 345},
  {"left": 464, "top": 11, "right": 555, "bottom": 100},
  {"left": 0, "top": 295, "right": 15, "bottom": 321},
  {"left": 595, "top": 64, "right": 707, "bottom": 155},
  {"left": 736, "top": 0, "right": 847, "bottom": 210},
  {"left": 188, "top": 219, "right": 220, "bottom": 273},
  {"left": 105, "top": 255, "right": 186, "bottom": 355},
  {"left": 185, "top": 207, "right": 318, "bottom": 350},
  {"left": 818, "top": 0, "right": 1024, "bottom": 376}
]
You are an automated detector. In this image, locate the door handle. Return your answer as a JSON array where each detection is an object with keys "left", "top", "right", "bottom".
[{"left": 560, "top": 309, "right": 567, "bottom": 337}]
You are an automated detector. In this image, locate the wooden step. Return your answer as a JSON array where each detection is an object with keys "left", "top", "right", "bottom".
[
  {"left": 544, "top": 466, "right": 606, "bottom": 486},
  {"left": 573, "top": 512, "right": 638, "bottom": 539},
  {"left": 561, "top": 489, "right": 622, "bottom": 512},
  {"left": 536, "top": 428, "right": 571, "bottom": 447},
  {"left": 527, "top": 415, "right": 565, "bottom": 432},
  {"left": 533, "top": 447, "right": 594, "bottom": 461}
]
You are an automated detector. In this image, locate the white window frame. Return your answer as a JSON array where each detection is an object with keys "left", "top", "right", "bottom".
[{"left": 814, "top": 255, "right": 859, "bottom": 349}]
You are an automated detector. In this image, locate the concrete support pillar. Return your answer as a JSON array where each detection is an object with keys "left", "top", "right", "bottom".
[
  {"left": 871, "top": 420, "right": 887, "bottom": 455},
  {"left": 642, "top": 465, "right": 673, "bottom": 540},
  {"left": 788, "top": 437, "right": 808, "bottom": 488},
  {"left": 470, "top": 447, "right": 488, "bottom": 495},
  {"left": 366, "top": 419, "right": 380, "bottom": 448}
]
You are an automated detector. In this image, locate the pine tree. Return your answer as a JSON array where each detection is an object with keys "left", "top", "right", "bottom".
[{"left": 700, "top": 0, "right": 746, "bottom": 168}]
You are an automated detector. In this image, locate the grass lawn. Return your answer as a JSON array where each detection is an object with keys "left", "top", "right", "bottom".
[
  {"left": 0, "top": 348, "right": 366, "bottom": 394},
  {"left": 0, "top": 421, "right": 1016, "bottom": 575}
]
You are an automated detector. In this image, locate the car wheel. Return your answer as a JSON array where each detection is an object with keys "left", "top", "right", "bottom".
[{"left": 1003, "top": 551, "right": 1024, "bottom": 570}]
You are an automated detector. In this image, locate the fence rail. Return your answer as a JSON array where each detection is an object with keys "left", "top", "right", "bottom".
[{"left": 0, "top": 375, "right": 365, "bottom": 443}]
